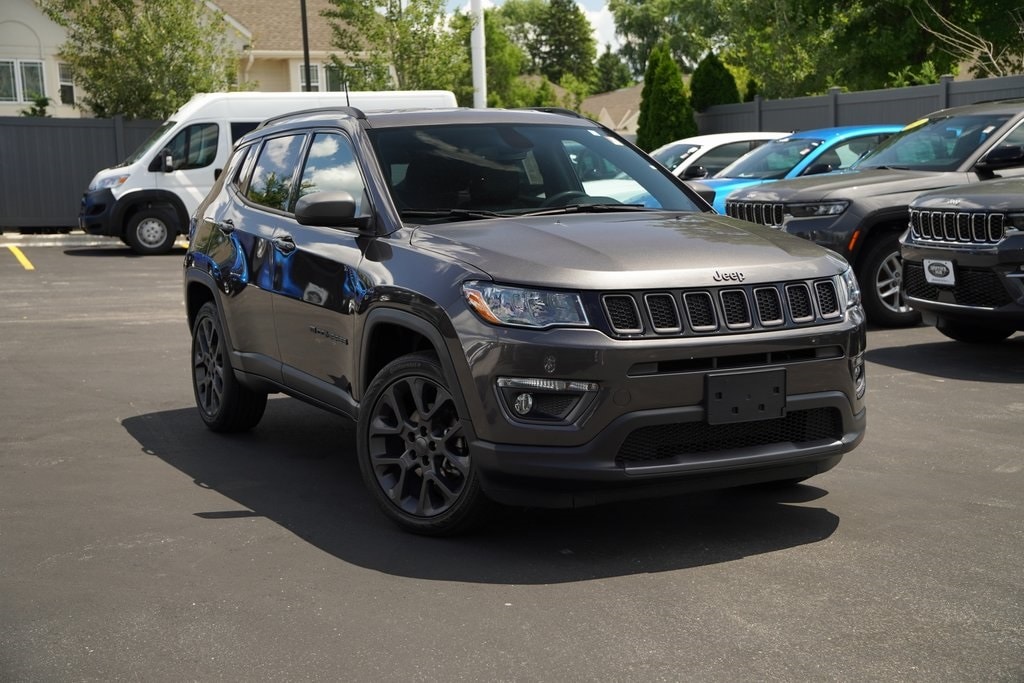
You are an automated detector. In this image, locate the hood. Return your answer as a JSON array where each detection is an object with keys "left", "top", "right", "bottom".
[
  {"left": 411, "top": 211, "right": 844, "bottom": 290},
  {"left": 701, "top": 177, "right": 766, "bottom": 196},
  {"left": 730, "top": 168, "right": 968, "bottom": 203},
  {"left": 911, "top": 177, "right": 1024, "bottom": 212}
]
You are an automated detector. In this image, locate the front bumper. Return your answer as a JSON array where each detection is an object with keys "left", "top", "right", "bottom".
[{"left": 78, "top": 188, "right": 118, "bottom": 236}]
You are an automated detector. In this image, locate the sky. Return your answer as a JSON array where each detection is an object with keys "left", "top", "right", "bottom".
[{"left": 451, "top": 0, "right": 619, "bottom": 51}]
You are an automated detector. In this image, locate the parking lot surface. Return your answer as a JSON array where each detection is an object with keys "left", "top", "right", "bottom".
[{"left": 1, "top": 237, "right": 1021, "bottom": 681}]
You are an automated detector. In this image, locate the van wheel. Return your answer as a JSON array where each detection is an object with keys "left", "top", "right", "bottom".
[
  {"left": 125, "top": 208, "right": 178, "bottom": 255},
  {"left": 191, "top": 302, "right": 267, "bottom": 432},
  {"left": 859, "top": 233, "right": 921, "bottom": 328},
  {"left": 357, "top": 352, "right": 492, "bottom": 536}
]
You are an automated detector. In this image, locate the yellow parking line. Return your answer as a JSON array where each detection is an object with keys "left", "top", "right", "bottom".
[{"left": 7, "top": 246, "right": 35, "bottom": 271}]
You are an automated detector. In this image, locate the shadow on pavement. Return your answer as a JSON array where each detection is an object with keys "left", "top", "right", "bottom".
[
  {"left": 866, "top": 335, "right": 1024, "bottom": 383},
  {"left": 63, "top": 246, "right": 188, "bottom": 257},
  {"left": 122, "top": 398, "right": 840, "bottom": 585}
]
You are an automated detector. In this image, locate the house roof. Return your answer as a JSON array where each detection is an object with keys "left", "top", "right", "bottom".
[
  {"left": 581, "top": 84, "right": 644, "bottom": 134},
  {"left": 213, "top": 0, "right": 337, "bottom": 53}
]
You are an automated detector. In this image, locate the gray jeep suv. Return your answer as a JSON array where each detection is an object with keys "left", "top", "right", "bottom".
[{"left": 184, "top": 107, "right": 866, "bottom": 535}]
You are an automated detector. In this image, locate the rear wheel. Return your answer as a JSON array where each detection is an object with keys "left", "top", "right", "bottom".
[
  {"left": 357, "top": 352, "right": 491, "bottom": 536},
  {"left": 936, "top": 318, "right": 1015, "bottom": 343},
  {"left": 191, "top": 302, "right": 267, "bottom": 432},
  {"left": 858, "top": 233, "right": 921, "bottom": 327},
  {"left": 125, "top": 208, "right": 178, "bottom": 255}
]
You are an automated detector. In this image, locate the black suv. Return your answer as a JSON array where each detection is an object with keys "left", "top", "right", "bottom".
[
  {"left": 901, "top": 177, "right": 1024, "bottom": 342},
  {"left": 184, "top": 107, "right": 867, "bottom": 535},
  {"left": 723, "top": 99, "right": 1024, "bottom": 327}
]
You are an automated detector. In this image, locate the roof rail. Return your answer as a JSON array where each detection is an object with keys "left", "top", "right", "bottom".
[
  {"left": 257, "top": 106, "right": 367, "bottom": 130},
  {"left": 517, "top": 107, "right": 586, "bottom": 119}
]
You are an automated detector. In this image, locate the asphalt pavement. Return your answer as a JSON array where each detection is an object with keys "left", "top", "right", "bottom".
[{"left": 1, "top": 236, "right": 1021, "bottom": 681}]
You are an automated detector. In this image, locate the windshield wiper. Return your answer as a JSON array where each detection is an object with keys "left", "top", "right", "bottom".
[
  {"left": 519, "top": 203, "right": 650, "bottom": 217},
  {"left": 400, "top": 208, "right": 514, "bottom": 221}
]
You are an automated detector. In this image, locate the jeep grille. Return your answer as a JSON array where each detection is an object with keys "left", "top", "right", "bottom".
[
  {"left": 725, "top": 200, "right": 785, "bottom": 227},
  {"left": 909, "top": 209, "right": 1006, "bottom": 244},
  {"left": 601, "top": 278, "right": 842, "bottom": 338},
  {"left": 903, "top": 262, "right": 1013, "bottom": 308}
]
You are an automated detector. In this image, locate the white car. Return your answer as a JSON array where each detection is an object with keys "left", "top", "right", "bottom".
[{"left": 651, "top": 132, "right": 789, "bottom": 180}]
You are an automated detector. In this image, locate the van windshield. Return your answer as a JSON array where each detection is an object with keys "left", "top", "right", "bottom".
[{"left": 118, "top": 121, "right": 175, "bottom": 167}]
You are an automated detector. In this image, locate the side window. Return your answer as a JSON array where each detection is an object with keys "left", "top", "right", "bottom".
[
  {"left": 699, "top": 141, "right": 759, "bottom": 175},
  {"left": 228, "top": 144, "right": 256, "bottom": 191},
  {"left": 159, "top": 123, "right": 219, "bottom": 171},
  {"left": 247, "top": 134, "right": 306, "bottom": 212},
  {"left": 295, "top": 132, "right": 368, "bottom": 214},
  {"left": 833, "top": 135, "right": 888, "bottom": 168}
]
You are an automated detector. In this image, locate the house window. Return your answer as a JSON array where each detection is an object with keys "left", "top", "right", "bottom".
[
  {"left": 298, "top": 64, "right": 319, "bottom": 91},
  {"left": 325, "top": 65, "right": 346, "bottom": 92},
  {"left": 59, "top": 63, "right": 75, "bottom": 105},
  {"left": 0, "top": 59, "right": 46, "bottom": 102}
]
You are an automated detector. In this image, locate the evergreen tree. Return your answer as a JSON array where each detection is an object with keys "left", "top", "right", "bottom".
[
  {"left": 636, "top": 45, "right": 694, "bottom": 152},
  {"left": 538, "top": 0, "right": 597, "bottom": 85},
  {"left": 689, "top": 52, "right": 739, "bottom": 112},
  {"left": 594, "top": 45, "right": 632, "bottom": 93}
]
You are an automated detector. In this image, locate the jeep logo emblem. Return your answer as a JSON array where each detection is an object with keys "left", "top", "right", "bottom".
[
  {"left": 713, "top": 270, "right": 745, "bottom": 283},
  {"left": 927, "top": 262, "right": 951, "bottom": 278}
]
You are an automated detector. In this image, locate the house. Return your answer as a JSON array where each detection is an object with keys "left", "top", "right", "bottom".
[{"left": 0, "top": 0, "right": 345, "bottom": 118}]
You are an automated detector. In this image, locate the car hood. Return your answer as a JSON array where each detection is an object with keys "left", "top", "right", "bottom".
[
  {"left": 911, "top": 176, "right": 1024, "bottom": 212},
  {"left": 410, "top": 211, "right": 844, "bottom": 290},
  {"left": 729, "top": 168, "right": 967, "bottom": 203}
]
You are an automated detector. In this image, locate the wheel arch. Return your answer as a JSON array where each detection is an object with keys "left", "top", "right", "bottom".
[
  {"left": 113, "top": 190, "right": 190, "bottom": 238},
  {"left": 849, "top": 211, "right": 908, "bottom": 270}
]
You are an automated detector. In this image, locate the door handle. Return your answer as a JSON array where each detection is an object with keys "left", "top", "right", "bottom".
[
  {"left": 204, "top": 217, "right": 234, "bottom": 233},
  {"left": 273, "top": 234, "right": 296, "bottom": 254}
]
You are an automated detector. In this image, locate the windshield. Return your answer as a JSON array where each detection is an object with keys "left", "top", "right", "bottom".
[
  {"left": 650, "top": 142, "right": 700, "bottom": 170},
  {"left": 714, "top": 137, "right": 823, "bottom": 180},
  {"left": 853, "top": 114, "right": 1012, "bottom": 172},
  {"left": 368, "top": 123, "right": 703, "bottom": 221},
  {"left": 119, "top": 121, "right": 175, "bottom": 166}
]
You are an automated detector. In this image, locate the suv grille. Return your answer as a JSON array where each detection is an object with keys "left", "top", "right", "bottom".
[
  {"left": 725, "top": 200, "right": 785, "bottom": 226},
  {"left": 616, "top": 408, "right": 843, "bottom": 466},
  {"left": 903, "top": 262, "right": 1013, "bottom": 308},
  {"left": 909, "top": 209, "right": 1006, "bottom": 244},
  {"left": 601, "top": 278, "right": 842, "bottom": 338}
]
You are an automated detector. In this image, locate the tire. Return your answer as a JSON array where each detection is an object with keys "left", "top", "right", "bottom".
[
  {"left": 125, "top": 208, "right": 178, "bottom": 255},
  {"left": 858, "top": 233, "right": 921, "bottom": 328},
  {"left": 357, "top": 352, "right": 492, "bottom": 536},
  {"left": 191, "top": 302, "right": 267, "bottom": 432},
  {"left": 936, "top": 318, "right": 1015, "bottom": 344}
]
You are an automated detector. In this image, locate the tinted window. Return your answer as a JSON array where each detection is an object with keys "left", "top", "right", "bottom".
[
  {"left": 247, "top": 134, "right": 306, "bottom": 212},
  {"left": 295, "top": 132, "right": 368, "bottom": 214},
  {"left": 161, "top": 123, "right": 219, "bottom": 170},
  {"left": 698, "top": 141, "right": 758, "bottom": 175},
  {"left": 230, "top": 121, "right": 261, "bottom": 143},
  {"left": 716, "top": 138, "right": 824, "bottom": 179},
  {"left": 857, "top": 114, "right": 1012, "bottom": 171}
]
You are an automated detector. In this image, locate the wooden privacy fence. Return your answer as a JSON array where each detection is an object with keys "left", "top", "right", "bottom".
[{"left": 0, "top": 116, "right": 160, "bottom": 229}]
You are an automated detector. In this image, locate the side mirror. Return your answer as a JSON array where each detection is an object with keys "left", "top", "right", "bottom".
[
  {"left": 682, "top": 165, "right": 708, "bottom": 179},
  {"left": 976, "top": 144, "right": 1024, "bottom": 171},
  {"left": 161, "top": 148, "right": 174, "bottom": 173},
  {"left": 805, "top": 162, "right": 834, "bottom": 176},
  {"left": 295, "top": 191, "right": 374, "bottom": 232}
]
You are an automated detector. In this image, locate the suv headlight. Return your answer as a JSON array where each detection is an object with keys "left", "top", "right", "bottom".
[
  {"left": 837, "top": 266, "right": 862, "bottom": 311},
  {"left": 463, "top": 281, "right": 588, "bottom": 328},
  {"left": 788, "top": 201, "right": 849, "bottom": 218},
  {"left": 1006, "top": 212, "right": 1024, "bottom": 235},
  {"left": 92, "top": 174, "right": 130, "bottom": 191}
]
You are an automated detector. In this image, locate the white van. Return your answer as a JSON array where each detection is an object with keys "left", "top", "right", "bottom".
[{"left": 79, "top": 90, "right": 458, "bottom": 254}]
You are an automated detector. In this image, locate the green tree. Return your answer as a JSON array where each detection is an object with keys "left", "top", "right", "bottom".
[
  {"left": 37, "top": 0, "right": 238, "bottom": 119},
  {"left": 451, "top": 9, "right": 529, "bottom": 107},
  {"left": 636, "top": 45, "right": 694, "bottom": 152},
  {"left": 608, "top": 0, "right": 722, "bottom": 78},
  {"left": 20, "top": 95, "right": 53, "bottom": 117},
  {"left": 324, "top": 0, "right": 465, "bottom": 91},
  {"left": 498, "top": 0, "right": 548, "bottom": 74},
  {"left": 537, "top": 0, "right": 596, "bottom": 85},
  {"left": 594, "top": 44, "right": 632, "bottom": 93},
  {"left": 689, "top": 52, "right": 739, "bottom": 112}
]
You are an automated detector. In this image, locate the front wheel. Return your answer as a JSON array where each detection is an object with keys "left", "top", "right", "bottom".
[
  {"left": 125, "top": 208, "right": 178, "bottom": 255},
  {"left": 357, "top": 352, "right": 491, "bottom": 536},
  {"left": 936, "top": 318, "right": 1015, "bottom": 343},
  {"left": 858, "top": 234, "right": 921, "bottom": 328},
  {"left": 191, "top": 302, "right": 267, "bottom": 432}
]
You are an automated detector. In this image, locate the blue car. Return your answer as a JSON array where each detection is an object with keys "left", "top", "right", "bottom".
[{"left": 699, "top": 125, "right": 902, "bottom": 213}]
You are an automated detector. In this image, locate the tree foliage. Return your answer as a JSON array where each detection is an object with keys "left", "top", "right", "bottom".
[
  {"left": 451, "top": 9, "right": 528, "bottom": 107},
  {"left": 38, "top": 0, "right": 238, "bottom": 119},
  {"left": 537, "top": 0, "right": 596, "bottom": 84},
  {"left": 689, "top": 52, "right": 739, "bottom": 112},
  {"left": 594, "top": 44, "right": 633, "bottom": 94},
  {"left": 324, "top": 0, "right": 464, "bottom": 91},
  {"left": 635, "top": 45, "right": 694, "bottom": 152}
]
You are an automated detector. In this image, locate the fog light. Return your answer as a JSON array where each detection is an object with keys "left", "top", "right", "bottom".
[
  {"left": 513, "top": 392, "right": 534, "bottom": 416},
  {"left": 851, "top": 353, "right": 866, "bottom": 400}
]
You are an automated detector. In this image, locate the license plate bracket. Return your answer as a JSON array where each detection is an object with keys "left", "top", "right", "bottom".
[
  {"left": 706, "top": 369, "right": 786, "bottom": 425},
  {"left": 923, "top": 258, "right": 956, "bottom": 286}
]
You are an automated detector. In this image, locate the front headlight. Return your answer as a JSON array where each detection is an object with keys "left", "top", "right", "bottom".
[
  {"left": 92, "top": 174, "right": 130, "bottom": 191},
  {"left": 837, "top": 266, "right": 862, "bottom": 310},
  {"left": 463, "top": 281, "right": 589, "bottom": 328},
  {"left": 788, "top": 201, "right": 849, "bottom": 218}
]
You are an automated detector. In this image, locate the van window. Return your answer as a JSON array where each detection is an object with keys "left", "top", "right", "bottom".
[
  {"left": 294, "top": 132, "right": 368, "bottom": 214},
  {"left": 247, "top": 134, "right": 306, "bottom": 212},
  {"left": 152, "top": 122, "right": 219, "bottom": 171},
  {"left": 231, "top": 121, "right": 261, "bottom": 143}
]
